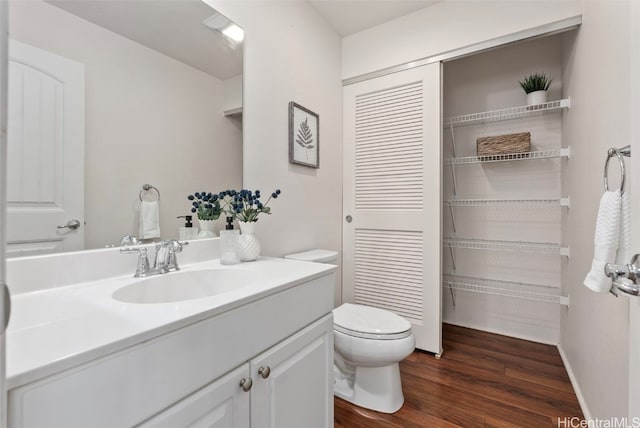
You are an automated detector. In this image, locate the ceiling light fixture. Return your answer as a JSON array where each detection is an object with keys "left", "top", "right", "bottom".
[{"left": 203, "top": 13, "right": 244, "bottom": 43}]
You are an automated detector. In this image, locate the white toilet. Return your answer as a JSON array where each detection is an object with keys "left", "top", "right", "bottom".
[{"left": 285, "top": 249, "right": 415, "bottom": 414}]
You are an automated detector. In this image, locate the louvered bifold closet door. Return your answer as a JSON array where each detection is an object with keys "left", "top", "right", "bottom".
[{"left": 343, "top": 63, "right": 442, "bottom": 354}]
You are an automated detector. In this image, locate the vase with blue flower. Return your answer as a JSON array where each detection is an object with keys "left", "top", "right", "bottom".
[
  {"left": 187, "top": 191, "right": 223, "bottom": 234},
  {"left": 228, "top": 188, "right": 281, "bottom": 261}
]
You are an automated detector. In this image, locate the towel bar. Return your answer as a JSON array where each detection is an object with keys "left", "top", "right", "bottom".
[
  {"left": 604, "top": 145, "right": 631, "bottom": 194},
  {"left": 139, "top": 184, "right": 160, "bottom": 202}
]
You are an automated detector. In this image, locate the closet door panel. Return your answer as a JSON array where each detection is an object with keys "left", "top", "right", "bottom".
[{"left": 343, "top": 63, "right": 442, "bottom": 354}]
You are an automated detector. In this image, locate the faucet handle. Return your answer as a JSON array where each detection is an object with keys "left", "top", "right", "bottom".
[
  {"left": 119, "top": 235, "right": 139, "bottom": 246},
  {"left": 169, "top": 240, "right": 188, "bottom": 252},
  {"left": 164, "top": 240, "right": 188, "bottom": 272},
  {"left": 120, "top": 247, "right": 150, "bottom": 278}
]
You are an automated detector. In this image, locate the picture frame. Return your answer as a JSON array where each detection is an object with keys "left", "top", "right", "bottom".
[{"left": 289, "top": 101, "right": 319, "bottom": 168}]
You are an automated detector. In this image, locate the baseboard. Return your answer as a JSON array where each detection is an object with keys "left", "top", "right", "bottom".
[
  {"left": 557, "top": 344, "right": 591, "bottom": 420},
  {"left": 443, "top": 320, "right": 558, "bottom": 346}
]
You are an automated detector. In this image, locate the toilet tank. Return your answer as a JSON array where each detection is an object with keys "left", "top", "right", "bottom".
[{"left": 284, "top": 249, "right": 338, "bottom": 264}]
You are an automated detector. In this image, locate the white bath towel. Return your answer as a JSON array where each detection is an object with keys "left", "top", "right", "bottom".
[
  {"left": 616, "top": 191, "right": 631, "bottom": 265},
  {"left": 139, "top": 200, "right": 160, "bottom": 239},
  {"left": 584, "top": 190, "right": 622, "bottom": 293}
]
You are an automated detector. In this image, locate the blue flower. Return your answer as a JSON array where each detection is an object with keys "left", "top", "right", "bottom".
[
  {"left": 191, "top": 208, "right": 196, "bottom": 213},
  {"left": 195, "top": 192, "right": 201, "bottom": 198},
  {"left": 188, "top": 195, "right": 195, "bottom": 201},
  {"left": 275, "top": 189, "right": 281, "bottom": 195}
]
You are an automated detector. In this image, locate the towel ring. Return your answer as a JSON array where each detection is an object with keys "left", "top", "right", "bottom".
[
  {"left": 604, "top": 149, "right": 625, "bottom": 194},
  {"left": 139, "top": 184, "right": 160, "bottom": 202}
]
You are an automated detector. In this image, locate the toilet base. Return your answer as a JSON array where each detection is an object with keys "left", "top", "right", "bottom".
[{"left": 334, "top": 362, "right": 405, "bottom": 414}]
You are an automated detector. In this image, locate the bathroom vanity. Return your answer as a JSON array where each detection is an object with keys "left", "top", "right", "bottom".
[{"left": 5, "top": 241, "right": 335, "bottom": 428}]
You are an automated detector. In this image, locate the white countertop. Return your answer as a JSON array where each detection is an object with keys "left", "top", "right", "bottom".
[{"left": 6, "top": 257, "right": 335, "bottom": 389}]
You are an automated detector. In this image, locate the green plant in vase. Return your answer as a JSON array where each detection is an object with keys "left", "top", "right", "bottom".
[
  {"left": 188, "top": 192, "right": 223, "bottom": 220},
  {"left": 225, "top": 188, "right": 281, "bottom": 262},
  {"left": 188, "top": 192, "right": 224, "bottom": 233},
  {"left": 518, "top": 72, "right": 553, "bottom": 106},
  {"left": 231, "top": 189, "right": 281, "bottom": 222}
]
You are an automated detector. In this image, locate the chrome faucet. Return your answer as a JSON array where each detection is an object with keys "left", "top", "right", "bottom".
[
  {"left": 121, "top": 240, "right": 188, "bottom": 278},
  {"left": 154, "top": 240, "right": 187, "bottom": 272}
]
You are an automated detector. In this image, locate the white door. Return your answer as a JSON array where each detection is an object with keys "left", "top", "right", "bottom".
[
  {"left": 250, "top": 315, "right": 333, "bottom": 428},
  {"left": 137, "top": 364, "right": 251, "bottom": 428},
  {"left": 342, "top": 63, "right": 442, "bottom": 354},
  {"left": 6, "top": 40, "right": 84, "bottom": 257}
]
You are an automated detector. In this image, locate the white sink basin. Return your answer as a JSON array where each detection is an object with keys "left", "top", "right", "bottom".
[{"left": 112, "top": 269, "right": 257, "bottom": 304}]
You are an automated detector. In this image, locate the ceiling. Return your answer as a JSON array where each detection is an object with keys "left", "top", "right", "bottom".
[
  {"left": 308, "top": 0, "right": 440, "bottom": 36},
  {"left": 45, "top": 0, "right": 438, "bottom": 79},
  {"left": 46, "top": 0, "right": 243, "bottom": 80}
]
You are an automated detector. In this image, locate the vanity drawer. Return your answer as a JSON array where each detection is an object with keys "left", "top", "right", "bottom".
[{"left": 8, "top": 273, "right": 334, "bottom": 428}]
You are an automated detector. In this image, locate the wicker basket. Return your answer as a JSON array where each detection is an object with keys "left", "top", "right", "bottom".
[{"left": 476, "top": 132, "right": 531, "bottom": 157}]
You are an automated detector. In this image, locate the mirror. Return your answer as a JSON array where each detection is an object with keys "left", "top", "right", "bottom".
[{"left": 6, "top": 0, "right": 243, "bottom": 257}]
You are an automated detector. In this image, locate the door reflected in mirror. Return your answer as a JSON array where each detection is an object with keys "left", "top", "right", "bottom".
[{"left": 7, "top": 0, "right": 243, "bottom": 257}]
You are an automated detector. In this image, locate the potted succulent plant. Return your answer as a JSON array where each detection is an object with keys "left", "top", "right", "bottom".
[{"left": 518, "top": 72, "right": 553, "bottom": 106}]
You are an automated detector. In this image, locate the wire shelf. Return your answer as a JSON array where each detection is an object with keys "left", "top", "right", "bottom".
[
  {"left": 442, "top": 274, "right": 569, "bottom": 305},
  {"left": 443, "top": 98, "right": 571, "bottom": 127},
  {"left": 444, "top": 148, "right": 570, "bottom": 165},
  {"left": 444, "top": 237, "right": 569, "bottom": 256},
  {"left": 445, "top": 198, "right": 570, "bottom": 207}
]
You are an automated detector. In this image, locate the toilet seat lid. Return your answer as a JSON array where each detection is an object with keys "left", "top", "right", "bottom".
[{"left": 333, "top": 303, "right": 412, "bottom": 339}]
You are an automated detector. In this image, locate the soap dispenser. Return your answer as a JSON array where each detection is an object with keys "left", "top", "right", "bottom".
[
  {"left": 220, "top": 216, "right": 240, "bottom": 265},
  {"left": 177, "top": 215, "right": 198, "bottom": 240}
]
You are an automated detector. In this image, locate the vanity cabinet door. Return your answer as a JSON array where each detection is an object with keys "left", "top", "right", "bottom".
[
  {"left": 137, "top": 364, "right": 251, "bottom": 428},
  {"left": 250, "top": 314, "right": 333, "bottom": 428}
]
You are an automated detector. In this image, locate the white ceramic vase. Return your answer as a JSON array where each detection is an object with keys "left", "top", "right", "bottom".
[
  {"left": 237, "top": 221, "right": 261, "bottom": 262},
  {"left": 198, "top": 218, "right": 217, "bottom": 238},
  {"left": 526, "top": 90, "right": 547, "bottom": 106}
]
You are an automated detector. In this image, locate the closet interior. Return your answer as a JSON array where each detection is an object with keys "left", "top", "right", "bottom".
[{"left": 441, "top": 34, "right": 570, "bottom": 344}]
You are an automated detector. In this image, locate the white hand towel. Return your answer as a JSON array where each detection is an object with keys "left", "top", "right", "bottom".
[
  {"left": 139, "top": 200, "right": 160, "bottom": 239},
  {"left": 584, "top": 190, "right": 622, "bottom": 293},
  {"left": 616, "top": 191, "right": 631, "bottom": 265}
]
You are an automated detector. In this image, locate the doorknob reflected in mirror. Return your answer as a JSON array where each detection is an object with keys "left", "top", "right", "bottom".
[{"left": 57, "top": 219, "right": 81, "bottom": 230}]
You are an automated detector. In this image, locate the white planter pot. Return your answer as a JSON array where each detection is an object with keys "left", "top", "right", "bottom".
[
  {"left": 198, "top": 218, "right": 216, "bottom": 233},
  {"left": 237, "top": 221, "right": 261, "bottom": 262},
  {"left": 526, "top": 90, "right": 548, "bottom": 106}
]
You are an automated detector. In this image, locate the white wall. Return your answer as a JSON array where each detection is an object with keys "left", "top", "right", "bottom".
[
  {"left": 561, "top": 1, "right": 631, "bottom": 419},
  {"left": 442, "top": 35, "right": 564, "bottom": 344},
  {"left": 9, "top": 0, "right": 242, "bottom": 249},
  {"left": 223, "top": 74, "right": 243, "bottom": 113},
  {"left": 342, "top": 0, "right": 581, "bottom": 80},
  {"left": 209, "top": 1, "right": 343, "bottom": 304}
]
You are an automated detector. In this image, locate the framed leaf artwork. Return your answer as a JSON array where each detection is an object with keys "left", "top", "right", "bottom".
[{"left": 289, "top": 102, "right": 319, "bottom": 168}]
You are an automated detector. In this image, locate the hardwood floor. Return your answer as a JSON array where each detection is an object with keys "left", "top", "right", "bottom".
[{"left": 334, "top": 324, "right": 584, "bottom": 427}]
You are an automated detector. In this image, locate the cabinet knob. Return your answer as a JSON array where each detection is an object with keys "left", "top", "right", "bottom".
[
  {"left": 258, "top": 366, "right": 271, "bottom": 379},
  {"left": 239, "top": 378, "right": 253, "bottom": 392}
]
